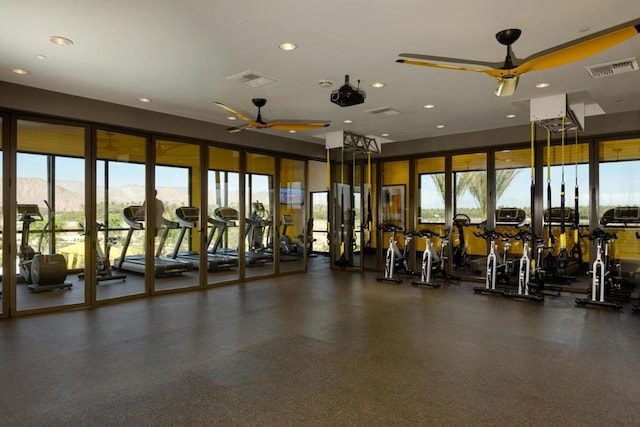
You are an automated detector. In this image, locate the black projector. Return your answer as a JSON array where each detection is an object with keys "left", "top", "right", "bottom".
[{"left": 330, "top": 75, "right": 366, "bottom": 107}]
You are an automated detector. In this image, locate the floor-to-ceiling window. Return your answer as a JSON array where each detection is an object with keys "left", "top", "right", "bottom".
[
  {"left": 245, "top": 152, "right": 275, "bottom": 279},
  {"left": 153, "top": 139, "right": 200, "bottom": 292},
  {"left": 598, "top": 137, "right": 640, "bottom": 286},
  {"left": 16, "top": 120, "right": 87, "bottom": 312},
  {"left": 207, "top": 146, "right": 240, "bottom": 284},
  {"left": 96, "top": 130, "right": 147, "bottom": 301},
  {"left": 416, "top": 156, "right": 446, "bottom": 271},
  {"left": 452, "top": 152, "right": 487, "bottom": 275},
  {"left": 278, "top": 158, "right": 306, "bottom": 273}
]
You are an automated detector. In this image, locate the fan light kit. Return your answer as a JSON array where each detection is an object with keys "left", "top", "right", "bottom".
[
  {"left": 214, "top": 98, "right": 330, "bottom": 133},
  {"left": 397, "top": 18, "right": 640, "bottom": 97}
]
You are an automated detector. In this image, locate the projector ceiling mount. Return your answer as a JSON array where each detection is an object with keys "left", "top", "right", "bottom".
[
  {"left": 214, "top": 98, "right": 330, "bottom": 133},
  {"left": 396, "top": 18, "right": 640, "bottom": 97},
  {"left": 331, "top": 75, "right": 366, "bottom": 107}
]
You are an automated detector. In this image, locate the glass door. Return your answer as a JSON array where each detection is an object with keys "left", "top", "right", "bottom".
[
  {"left": 207, "top": 146, "right": 240, "bottom": 285},
  {"left": 153, "top": 139, "right": 200, "bottom": 292},
  {"left": 96, "top": 130, "right": 147, "bottom": 301},
  {"left": 278, "top": 158, "right": 306, "bottom": 273},
  {"left": 16, "top": 120, "right": 87, "bottom": 312},
  {"left": 245, "top": 152, "right": 275, "bottom": 279}
]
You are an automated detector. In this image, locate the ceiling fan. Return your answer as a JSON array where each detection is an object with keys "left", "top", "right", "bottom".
[
  {"left": 214, "top": 98, "right": 330, "bottom": 133},
  {"left": 397, "top": 18, "right": 640, "bottom": 97}
]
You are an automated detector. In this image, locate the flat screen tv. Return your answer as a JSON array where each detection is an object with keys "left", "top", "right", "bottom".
[{"left": 280, "top": 187, "right": 304, "bottom": 206}]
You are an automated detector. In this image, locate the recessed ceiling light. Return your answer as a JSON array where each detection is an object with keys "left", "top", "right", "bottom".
[
  {"left": 381, "top": 133, "right": 389, "bottom": 137},
  {"left": 536, "top": 82, "right": 550, "bottom": 88},
  {"left": 289, "top": 130, "right": 297, "bottom": 134},
  {"left": 436, "top": 124, "right": 446, "bottom": 129},
  {"left": 506, "top": 114, "right": 517, "bottom": 118},
  {"left": 11, "top": 68, "right": 29, "bottom": 75},
  {"left": 50, "top": 36, "right": 73, "bottom": 46},
  {"left": 423, "top": 104, "right": 435, "bottom": 109},
  {"left": 36, "top": 55, "right": 46, "bottom": 60},
  {"left": 227, "top": 116, "right": 237, "bottom": 121},
  {"left": 344, "top": 119, "right": 353, "bottom": 124},
  {"left": 318, "top": 80, "right": 333, "bottom": 88},
  {"left": 279, "top": 42, "right": 297, "bottom": 51},
  {"left": 138, "top": 97, "right": 152, "bottom": 103},
  {"left": 371, "top": 82, "right": 385, "bottom": 88}
]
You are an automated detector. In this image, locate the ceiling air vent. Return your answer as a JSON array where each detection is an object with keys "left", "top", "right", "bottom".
[
  {"left": 585, "top": 57, "right": 639, "bottom": 78},
  {"left": 365, "top": 106, "right": 400, "bottom": 116},
  {"left": 225, "top": 70, "right": 278, "bottom": 87}
]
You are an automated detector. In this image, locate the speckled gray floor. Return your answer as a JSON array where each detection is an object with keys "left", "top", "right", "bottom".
[{"left": 1, "top": 267, "right": 639, "bottom": 426}]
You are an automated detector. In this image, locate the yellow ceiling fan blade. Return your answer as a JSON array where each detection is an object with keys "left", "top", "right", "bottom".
[
  {"left": 213, "top": 102, "right": 253, "bottom": 123},
  {"left": 267, "top": 122, "right": 331, "bottom": 132},
  {"left": 396, "top": 59, "right": 497, "bottom": 75},
  {"left": 517, "top": 20, "right": 640, "bottom": 74},
  {"left": 398, "top": 53, "right": 503, "bottom": 68}
]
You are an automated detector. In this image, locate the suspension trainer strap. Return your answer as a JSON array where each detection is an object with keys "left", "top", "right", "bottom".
[
  {"left": 530, "top": 121, "right": 535, "bottom": 236},
  {"left": 560, "top": 116, "right": 566, "bottom": 250},
  {"left": 546, "top": 130, "right": 554, "bottom": 246}
]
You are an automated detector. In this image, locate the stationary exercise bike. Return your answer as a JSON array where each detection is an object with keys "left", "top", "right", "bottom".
[
  {"left": 575, "top": 228, "right": 623, "bottom": 310},
  {"left": 411, "top": 228, "right": 459, "bottom": 288},
  {"left": 452, "top": 213, "right": 471, "bottom": 269},
  {"left": 78, "top": 222, "right": 127, "bottom": 283},
  {"left": 376, "top": 223, "right": 405, "bottom": 284},
  {"left": 529, "top": 233, "right": 563, "bottom": 296},
  {"left": 503, "top": 229, "right": 543, "bottom": 302},
  {"left": 472, "top": 229, "right": 508, "bottom": 296}
]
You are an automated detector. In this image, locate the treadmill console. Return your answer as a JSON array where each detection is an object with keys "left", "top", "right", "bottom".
[
  {"left": 544, "top": 207, "right": 575, "bottom": 223},
  {"left": 282, "top": 214, "right": 294, "bottom": 226},
  {"left": 123, "top": 206, "right": 145, "bottom": 229},
  {"left": 600, "top": 206, "right": 640, "bottom": 226},
  {"left": 214, "top": 207, "right": 239, "bottom": 223},
  {"left": 175, "top": 207, "right": 200, "bottom": 227},
  {"left": 496, "top": 208, "right": 526, "bottom": 226}
]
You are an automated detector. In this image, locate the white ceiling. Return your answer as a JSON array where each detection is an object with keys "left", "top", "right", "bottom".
[{"left": 1, "top": 1, "right": 640, "bottom": 146}]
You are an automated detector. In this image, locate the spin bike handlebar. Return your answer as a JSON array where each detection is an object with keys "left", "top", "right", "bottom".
[
  {"left": 580, "top": 228, "right": 617, "bottom": 242},
  {"left": 473, "top": 229, "right": 500, "bottom": 241},
  {"left": 416, "top": 229, "right": 441, "bottom": 239},
  {"left": 377, "top": 223, "right": 404, "bottom": 233}
]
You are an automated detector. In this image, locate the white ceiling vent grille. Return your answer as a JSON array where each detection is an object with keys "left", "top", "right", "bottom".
[
  {"left": 585, "top": 57, "right": 639, "bottom": 78},
  {"left": 226, "top": 70, "right": 278, "bottom": 87},
  {"left": 365, "top": 106, "right": 400, "bottom": 116}
]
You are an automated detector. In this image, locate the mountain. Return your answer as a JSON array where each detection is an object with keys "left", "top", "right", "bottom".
[{"left": 9, "top": 177, "right": 271, "bottom": 213}]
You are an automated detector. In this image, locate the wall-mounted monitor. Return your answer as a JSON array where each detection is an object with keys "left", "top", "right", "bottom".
[{"left": 280, "top": 187, "right": 304, "bottom": 206}]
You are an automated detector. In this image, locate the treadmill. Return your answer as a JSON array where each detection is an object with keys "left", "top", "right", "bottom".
[
  {"left": 211, "top": 207, "right": 272, "bottom": 265},
  {"left": 114, "top": 205, "right": 194, "bottom": 277},
  {"left": 170, "top": 206, "right": 237, "bottom": 271}
]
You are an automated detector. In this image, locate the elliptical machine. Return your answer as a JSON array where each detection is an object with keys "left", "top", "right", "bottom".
[
  {"left": 78, "top": 222, "right": 127, "bottom": 284},
  {"left": 575, "top": 228, "right": 623, "bottom": 310},
  {"left": 376, "top": 223, "right": 405, "bottom": 284},
  {"left": 17, "top": 202, "right": 72, "bottom": 293}
]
